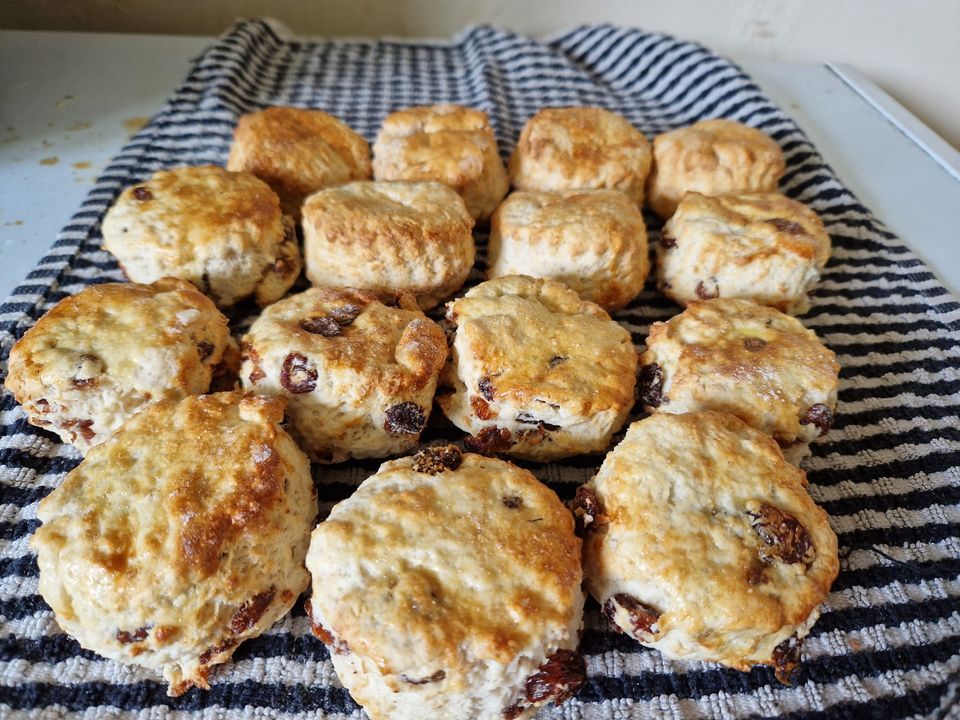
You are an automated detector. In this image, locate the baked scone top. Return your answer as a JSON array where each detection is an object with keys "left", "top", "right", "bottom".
[{"left": 307, "top": 450, "right": 582, "bottom": 673}]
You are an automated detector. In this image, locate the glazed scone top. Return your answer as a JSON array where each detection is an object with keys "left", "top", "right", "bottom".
[
  {"left": 508, "top": 107, "right": 652, "bottom": 205},
  {"left": 227, "top": 107, "right": 372, "bottom": 215},
  {"left": 647, "top": 119, "right": 786, "bottom": 218},
  {"left": 307, "top": 450, "right": 582, "bottom": 677},
  {"left": 640, "top": 298, "right": 840, "bottom": 445},
  {"left": 583, "top": 411, "right": 839, "bottom": 668},
  {"left": 446, "top": 275, "right": 637, "bottom": 417}
]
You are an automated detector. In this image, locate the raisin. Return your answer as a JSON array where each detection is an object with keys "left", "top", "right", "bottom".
[
  {"left": 522, "top": 649, "right": 586, "bottom": 705},
  {"left": 72, "top": 377, "right": 97, "bottom": 388},
  {"left": 300, "top": 316, "right": 341, "bottom": 337},
  {"left": 502, "top": 496, "right": 522, "bottom": 509},
  {"left": 329, "top": 304, "right": 362, "bottom": 326},
  {"left": 384, "top": 402, "right": 426, "bottom": 435},
  {"left": 478, "top": 376, "right": 495, "bottom": 400},
  {"left": 743, "top": 337, "right": 767, "bottom": 351},
  {"left": 768, "top": 218, "right": 805, "bottom": 235},
  {"left": 116, "top": 627, "right": 149, "bottom": 644},
  {"left": 304, "top": 599, "right": 349, "bottom": 654},
  {"left": 464, "top": 426, "right": 513, "bottom": 456},
  {"left": 401, "top": 670, "right": 446, "bottom": 685},
  {"left": 638, "top": 363, "right": 664, "bottom": 408},
  {"left": 660, "top": 232, "right": 677, "bottom": 248},
  {"left": 548, "top": 355, "right": 568, "bottom": 369},
  {"left": 471, "top": 395, "right": 495, "bottom": 420},
  {"left": 748, "top": 503, "right": 815, "bottom": 565},
  {"left": 603, "top": 594, "right": 661, "bottom": 639},
  {"left": 197, "top": 341, "right": 215, "bottom": 361},
  {"left": 571, "top": 485, "right": 605, "bottom": 536},
  {"left": 281, "top": 352, "right": 317, "bottom": 394},
  {"left": 199, "top": 638, "right": 237, "bottom": 665},
  {"left": 132, "top": 186, "right": 152, "bottom": 201},
  {"left": 515, "top": 412, "right": 539, "bottom": 425},
  {"left": 242, "top": 343, "right": 266, "bottom": 384},
  {"left": 62, "top": 418, "right": 95, "bottom": 442},
  {"left": 411, "top": 445, "right": 462, "bottom": 474},
  {"left": 800, "top": 403, "right": 834, "bottom": 435},
  {"left": 772, "top": 635, "right": 803, "bottom": 684},
  {"left": 229, "top": 588, "right": 275, "bottom": 634},
  {"left": 695, "top": 278, "right": 720, "bottom": 299}
]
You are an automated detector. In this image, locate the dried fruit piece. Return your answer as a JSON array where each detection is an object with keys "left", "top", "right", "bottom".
[
  {"left": 502, "top": 495, "right": 522, "bottom": 509},
  {"left": 300, "top": 316, "right": 341, "bottom": 337},
  {"left": 638, "top": 363, "right": 664, "bottom": 407},
  {"left": 281, "top": 352, "right": 318, "bottom": 394},
  {"left": 304, "top": 599, "right": 350, "bottom": 655},
  {"left": 116, "top": 627, "right": 149, "bottom": 644},
  {"left": 660, "top": 232, "right": 677, "bottom": 248},
  {"left": 571, "top": 485, "right": 605, "bottom": 536},
  {"left": 768, "top": 218, "right": 805, "bottom": 235},
  {"left": 464, "top": 426, "right": 513, "bottom": 455},
  {"left": 199, "top": 638, "right": 237, "bottom": 665},
  {"left": 743, "top": 337, "right": 767, "bottom": 351},
  {"left": 229, "top": 588, "right": 275, "bottom": 634},
  {"left": 548, "top": 355, "right": 568, "bottom": 368},
  {"left": 132, "top": 186, "right": 152, "bottom": 201},
  {"left": 329, "top": 303, "right": 362, "bottom": 326},
  {"left": 401, "top": 670, "right": 446, "bottom": 685},
  {"left": 747, "top": 503, "right": 815, "bottom": 565},
  {"left": 772, "top": 635, "right": 803, "bottom": 684},
  {"left": 695, "top": 277, "right": 720, "bottom": 299},
  {"left": 478, "top": 376, "right": 495, "bottom": 401},
  {"left": 471, "top": 395, "right": 495, "bottom": 420},
  {"left": 523, "top": 649, "right": 586, "bottom": 705},
  {"left": 603, "top": 593, "right": 661, "bottom": 639},
  {"left": 242, "top": 342, "right": 266, "bottom": 384},
  {"left": 384, "top": 402, "right": 426, "bottom": 435},
  {"left": 411, "top": 446, "right": 462, "bottom": 474},
  {"left": 800, "top": 403, "right": 834, "bottom": 435}
]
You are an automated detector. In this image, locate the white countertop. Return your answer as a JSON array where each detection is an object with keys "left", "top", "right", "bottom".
[{"left": 2, "top": 29, "right": 960, "bottom": 303}]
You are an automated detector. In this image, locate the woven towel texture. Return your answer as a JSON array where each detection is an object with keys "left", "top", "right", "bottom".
[{"left": 0, "top": 20, "right": 959, "bottom": 720}]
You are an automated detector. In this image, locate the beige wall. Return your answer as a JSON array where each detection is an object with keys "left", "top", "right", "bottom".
[{"left": 3, "top": 0, "right": 958, "bottom": 150}]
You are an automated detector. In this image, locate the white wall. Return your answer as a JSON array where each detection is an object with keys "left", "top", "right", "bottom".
[{"left": 2, "top": 0, "right": 958, "bottom": 149}]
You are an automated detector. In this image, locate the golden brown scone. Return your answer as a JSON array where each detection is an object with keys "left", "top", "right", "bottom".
[
  {"left": 577, "top": 411, "right": 839, "bottom": 683},
  {"left": 4, "top": 278, "right": 235, "bottom": 454},
  {"left": 638, "top": 298, "right": 840, "bottom": 462},
  {"left": 302, "top": 180, "right": 475, "bottom": 310},
  {"left": 226, "top": 106, "right": 372, "bottom": 217},
  {"left": 31, "top": 392, "right": 317, "bottom": 696},
  {"left": 646, "top": 119, "right": 786, "bottom": 219},
  {"left": 657, "top": 192, "right": 831, "bottom": 314},
  {"left": 487, "top": 189, "right": 649, "bottom": 311},
  {"left": 508, "top": 107, "right": 652, "bottom": 206},
  {"left": 372, "top": 104, "right": 508, "bottom": 221},
  {"left": 239, "top": 287, "right": 447, "bottom": 462},
  {"left": 101, "top": 166, "right": 301, "bottom": 307},
  {"left": 439, "top": 275, "right": 637, "bottom": 460},
  {"left": 305, "top": 446, "right": 585, "bottom": 720}
]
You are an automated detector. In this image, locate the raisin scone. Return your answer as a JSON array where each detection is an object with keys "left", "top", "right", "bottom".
[
  {"left": 487, "top": 189, "right": 649, "bottom": 311},
  {"left": 240, "top": 287, "right": 447, "bottom": 462},
  {"left": 639, "top": 298, "right": 840, "bottom": 463},
  {"left": 31, "top": 392, "right": 317, "bottom": 696},
  {"left": 576, "top": 411, "right": 839, "bottom": 683},
  {"left": 101, "top": 165, "right": 301, "bottom": 307},
  {"left": 4, "top": 278, "right": 237, "bottom": 454},
  {"left": 372, "top": 104, "right": 509, "bottom": 222},
  {"left": 302, "top": 180, "right": 475, "bottom": 310},
  {"left": 657, "top": 192, "right": 831, "bottom": 314},
  {"left": 508, "top": 107, "right": 652, "bottom": 206},
  {"left": 646, "top": 119, "right": 786, "bottom": 219},
  {"left": 439, "top": 275, "right": 637, "bottom": 461},
  {"left": 305, "top": 446, "right": 586, "bottom": 720},
  {"left": 227, "top": 106, "right": 371, "bottom": 218}
]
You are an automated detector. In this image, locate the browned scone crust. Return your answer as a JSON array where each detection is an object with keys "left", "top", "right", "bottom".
[
  {"left": 4, "top": 277, "right": 235, "bottom": 454},
  {"left": 439, "top": 275, "right": 638, "bottom": 461},
  {"left": 657, "top": 192, "right": 831, "bottom": 315},
  {"left": 646, "top": 119, "right": 786, "bottom": 219},
  {"left": 302, "top": 180, "right": 475, "bottom": 310},
  {"left": 639, "top": 298, "right": 840, "bottom": 458},
  {"left": 305, "top": 449, "right": 585, "bottom": 720},
  {"left": 227, "top": 106, "right": 372, "bottom": 217},
  {"left": 487, "top": 189, "right": 649, "bottom": 310},
  {"left": 240, "top": 287, "right": 448, "bottom": 462},
  {"left": 508, "top": 107, "right": 652, "bottom": 206},
  {"left": 100, "top": 166, "right": 301, "bottom": 307},
  {"left": 580, "top": 411, "right": 839, "bottom": 680},
  {"left": 31, "top": 392, "right": 317, "bottom": 696},
  {"left": 373, "top": 104, "right": 509, "bottom": 221}
]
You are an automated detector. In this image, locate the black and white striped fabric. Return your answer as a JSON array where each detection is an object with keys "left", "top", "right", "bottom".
[{"left": 1, "top": 19, "right": 958, "bottom": 719}]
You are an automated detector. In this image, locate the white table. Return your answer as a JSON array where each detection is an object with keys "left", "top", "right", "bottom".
[{"left": 2, "top": 30, "right": 960, "bottom": 302}]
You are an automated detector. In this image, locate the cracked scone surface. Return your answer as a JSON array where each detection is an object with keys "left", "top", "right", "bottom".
[
  {"left": 101, "top": 165, "right": 302, "bottom": 307},
  {"left": 372, "top": 104, "right": 508, "bottom": 221},
  {"left": 302, "top": 180, "right": 475, "bottom": 310},
  {"left": 227, "top": 106, "right": 371, "bottom": 217},
  {"left": 487, "top": 189, "right": 649, "bottom": 311},
  {"left": 638, "top": 298, "right": 840, "bottom": 458},
  {"left": 658, "top": 192, "right": 831, "bottom": 314},
  {"left": 579, "top": 411, "right": 838, "bottom": 681},
  {"left": 240, "top": 287, "right": 447, "bottom": 462},
  {"left": 31, "top": 392, "right": 317, "bottom": 696},
  {"left": 508, "top": 107, "right": 652, "bottom": 205},
  {"left": 646, "top": 119, "right": 786, "bottom": 219},
  {"left": 4, "top": 278, "right": 235, "bottom": 454},
  {"left": 439, "top": 275, "right": 638, "bottom": 460},
  {"left": 305, "top": 448, "right": 585, "bottom": 720}
]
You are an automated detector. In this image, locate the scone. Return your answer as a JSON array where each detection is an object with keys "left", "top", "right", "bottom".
[
  {"left": 239, "top": 287, "right": 447, "bottom": 462},
  {"left": 305, "top": 446, "right": 585, "bottom": 720},
  {"left": 508, "top": 107, "right": 652, "bottom": 206},
  {"left": 31, "top": 392, "right": 317, "bottom": 696},
  {"left": 302, "top": 181, "right": 475, "bottom": 310},
  {"left": 4, "top": 277, "right": 236, "bottom": 454},
  {"left": 487, "top": 190, "right": 649, "bottom": 311},
  {"left": 439, "top": 275, "right": 637, "bottom": 460},
  {"left": 227, "top": 106, "right": 371, "bottom": 217},
  {"left": 372, "top": 104, "right": 508, "bottom": 221},
  {"left": 638, "top": 298, "right": 840, "bottom": 461},
  {"left": 101, "top": 165, "right": 302, "bottom": 307},
  {"left": 646, "top": 118, "right": 786, "bottom": 219},
  {"left": 657, "top": 192, "right": 831, "bottom": 314},
  {"left": 576, "top": 411, "right": 839, "bottom": 683}
]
